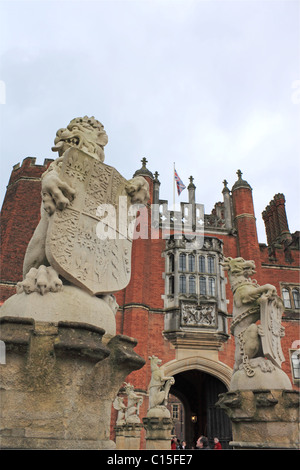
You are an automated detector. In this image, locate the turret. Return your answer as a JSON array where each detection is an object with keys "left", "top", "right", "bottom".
[{"left": 231, "top": 170, "right": 261, "bottom": 279}]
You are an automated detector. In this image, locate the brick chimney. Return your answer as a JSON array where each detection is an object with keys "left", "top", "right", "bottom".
[{"left": 262, "top": 193, "right": 292, "bottom": 246}]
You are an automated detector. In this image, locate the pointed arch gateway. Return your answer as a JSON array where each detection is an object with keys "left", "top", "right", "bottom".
[
  {"left": 163, "top": 356, "right": 232, "bottom": 387},
  {"left": 163, "top": 357, "right": 233, "bottom": 448}
]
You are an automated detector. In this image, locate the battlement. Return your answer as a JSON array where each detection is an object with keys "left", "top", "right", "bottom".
[
  {"left": 155, "top": 199, "right": 204, "bottom": 237},
  {"left": 12, "top": 156, "right": 54, "bottom": 171},
  {"left": 8, "top": 157, "right": 54, "bottom": 187}
]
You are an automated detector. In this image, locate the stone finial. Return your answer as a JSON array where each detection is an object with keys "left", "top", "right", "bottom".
[
  {"left": 222, "top": 179, "right": 230, "bottom": 193},
  {"left": 188, "top": 175, "right": 196, "bottom": 189},
  {"left": 232, "top": 169, "right": 252, "bottom": 191},
  {"left": 154, "top": 171, "right": 160, "bottom": 183},
  {"left": 133, "top": 157, "right": 153, "bottom": 179}
]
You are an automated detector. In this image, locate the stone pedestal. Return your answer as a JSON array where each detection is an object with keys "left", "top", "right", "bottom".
[
  {"left": 0, "top": 316, "right": 145, "bottom": 450},
  {"left": 217, "top": 389, "right": 300, "bottom": 449},
  {"left": 115, "top": 423, "right": 142, "bottom": 450},
  {"left": 143, "top": 407, "right": 173, "bottom": 450}
]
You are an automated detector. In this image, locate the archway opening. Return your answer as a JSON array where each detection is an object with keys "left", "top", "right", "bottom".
[{"left": 168, "top": 369, "right": 232, "bottom": 449}]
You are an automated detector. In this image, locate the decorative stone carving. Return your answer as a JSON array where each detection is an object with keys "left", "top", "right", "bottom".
[
  {"left": 143, "top": 356, "right": 174, "bottom": 450},
  {"left": 222, "top": 257, "right": 292, "bottom": 390},
  {"left": 113, "top": 384, "right": 143, "bottom": 426},
  {"left": 181, "top": 302, "right": 216, "bottom": 327},
  {"left": 124, "top": 383, "right": 143, "bottom": 424},
  {"left": 113, "top": 396, "right": 126, "bottom": 425},
  {"left": 16, "top": 116, "right": 149, "bottom": 300},
  {"left": 147, "top": 355, "right": 175, "bottom": 418}
]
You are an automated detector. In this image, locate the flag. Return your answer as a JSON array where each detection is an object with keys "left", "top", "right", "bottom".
[{"left": 174, "top": 168, "right": 186, "bottom": 195}]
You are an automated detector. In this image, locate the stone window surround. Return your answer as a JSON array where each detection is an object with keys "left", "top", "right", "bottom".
[
  {"left": 280, "top": 283, "right": 300, "bottom": 311},
  {"left": 165, "top": 251, "right": 224, "bottom": 303}
]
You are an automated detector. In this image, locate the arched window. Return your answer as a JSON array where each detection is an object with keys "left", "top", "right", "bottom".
[
  {"left": 189, "top": 275, "right": 196, "bottom": 294},
  {"left": 188, "top": 254, "right": 195, "bottom": 272},
  {"left": 179, "top": 253, "right": 186, "bottom": 272},
  {"left": 179, "top": 275, "right": 186, "bottom": 293},
  {"left": 207, "top": 256, "right": 215, "bottom": 274},
  {"left": 292, "top": 289, "right": 300, "bottom": 309},
  {"left": 208, "top": 277, "right": 216, "bottom": 296},
  {"left": 169, "top": 275, "right": 174, "bottom": 295},
  {"left": 282, "top": 288, "right": 291, "bottom": 308},
  {"left": 199, "top": 276, "right": 206, "bottom": 295},
  {"left": 199, "top": 256, "right": 205, "bottom": 273},
  {"left": 169, "top": 254, "right": 174, "bottom": 272}
]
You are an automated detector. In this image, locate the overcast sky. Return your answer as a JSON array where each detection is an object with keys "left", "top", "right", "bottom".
[{"left": 0, "top": 0, "right": 299, "bottom": 244}]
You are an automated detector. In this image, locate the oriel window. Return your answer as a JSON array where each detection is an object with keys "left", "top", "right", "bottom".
[
  {"left": 207, "top": 256, "right": 215, "bottom": 273},
  {"left": 199, "top": 276, "right": 206, "bottom": 295},
  {"left": 199, "top": 256, "right": 205, "bottom": 273},
  {"left": 169, "top": 254, "right": 175, "bottom": 272},
  {"left": 189, "top": 275, "right": 196, "bottom": 294},
  {"left": 188, "top": 254, "right": 195, "bottom": 272},
  {"left": 208, "top": 277, "right": 216, "bottom": 296},
  {"left": 179, "top": 253, "right": 186, "bottom": 272},
  {"left": 179, "top": 275, "right": 186, "bottom": 293}
]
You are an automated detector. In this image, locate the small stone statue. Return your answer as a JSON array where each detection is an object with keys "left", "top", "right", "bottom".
[
  {"left": 222, "top": 257, "right": 292, "bottom": 390},
  {"left": 124, "top": 383, "right": 143, "bottom": 424},
  {"left": 113, "top": 396, "right": 126, "bottom": 425},
  {"left": 113, "top": 383, "right": 143, "bottom": 425},
  {"left": 147, "top": 355, "right": 175, "bottom": 417}
]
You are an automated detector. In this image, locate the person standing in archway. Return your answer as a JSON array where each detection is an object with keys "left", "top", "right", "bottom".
[{"left": 213, "top": 437, "right": 222, "bottom": 449}]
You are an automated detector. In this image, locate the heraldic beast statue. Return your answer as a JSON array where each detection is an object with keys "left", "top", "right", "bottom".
[
  {"left": 222, "top": 257, "right": 292, "bottom": 390},
  {"left": 2, "top": 116, "right": 149, "bottom": 335}
]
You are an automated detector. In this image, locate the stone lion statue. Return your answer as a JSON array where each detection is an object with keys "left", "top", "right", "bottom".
[
  {"left": 17, "top": 116, "right": 150, "bottom": 297},
  {"left": 222, "top": 257, "right": 287, "bottom": 384}
]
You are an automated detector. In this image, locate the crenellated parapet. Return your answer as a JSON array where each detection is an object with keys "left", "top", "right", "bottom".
[{"left": 8, "top": 156, "right": 54, "bottom": 186}]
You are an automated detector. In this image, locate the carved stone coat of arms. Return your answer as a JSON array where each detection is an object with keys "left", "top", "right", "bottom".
[{"left": 45, "top": 147, "right": 132, "bottom": 295}]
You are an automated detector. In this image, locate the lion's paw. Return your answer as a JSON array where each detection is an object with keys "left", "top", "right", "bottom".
[{"left": 17, "top": 266, "right": 62, "bottom": 296}]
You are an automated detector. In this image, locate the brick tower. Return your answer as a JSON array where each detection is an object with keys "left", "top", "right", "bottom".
[{"left": 231, "top": 169, "right": 262, "bottom": 281}]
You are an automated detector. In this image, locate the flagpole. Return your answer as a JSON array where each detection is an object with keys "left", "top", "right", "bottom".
[{"left": 173, "top": 162, "right": 175, "bottom": 211}]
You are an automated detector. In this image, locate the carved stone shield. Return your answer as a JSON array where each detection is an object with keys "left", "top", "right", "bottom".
[
  {"left": 46, "top": 147, "right": 132, "bottom": 295},
  {"left": 260, "top": 295, "right": 285, "bottom": 368}
]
